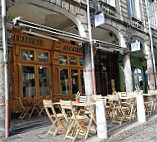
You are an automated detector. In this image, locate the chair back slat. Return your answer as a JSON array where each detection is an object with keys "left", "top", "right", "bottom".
[
  {"left": 18, "top": 98, "right": 25, "bottom": 110},
  {"left": 43, "top": 100, "right": 58, "bottom": 123},
  {"left": 60, "top": 100, "right": 73, "bottom": 124}
]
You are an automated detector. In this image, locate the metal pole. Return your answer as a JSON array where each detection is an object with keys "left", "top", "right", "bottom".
[
  {"left": 1, "top": 0, "right": 9, "bottom": 137},
  {"left": 86, "top": 0, "right": 96, "bottom": 94},
  {"left": 145, "top": 0, "right": 157, "bottom": 88}
]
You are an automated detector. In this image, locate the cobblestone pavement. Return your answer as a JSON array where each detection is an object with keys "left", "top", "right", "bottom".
[
  {"left": 1, "top": 115, "right": 157, "bottom": 142},
  {"left": 107, "top": 115, "right": 157, "bottom": 142},
  {"left": 109, "top": 123, "right": 157, "bottom": 142}
]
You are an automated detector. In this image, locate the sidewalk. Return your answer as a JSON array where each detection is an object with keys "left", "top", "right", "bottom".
[{"left": 1, "top": 113, "right": 157, "bottom": 142}]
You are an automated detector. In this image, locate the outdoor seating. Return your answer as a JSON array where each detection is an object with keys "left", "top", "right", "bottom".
[
  {"left": 17, "top": 97, "right": 31, "bottom": 119},
  {"left": 106, "top": 93, "right": 137, "bottom": 125},
  {"left": 28, "top": 98, "right": 40, "bottom": 118},
  {"left": 144, "top": 91, "right": 157, "bottom": 114},
  {"left": 43, "top": 100, "right": 66, "bottom": 137},
  {"left": 36, "top": 99, "right": 46, "bottom": 117},
  {"left": 60, "top": 100, "right": 88, "bottom": 142}
]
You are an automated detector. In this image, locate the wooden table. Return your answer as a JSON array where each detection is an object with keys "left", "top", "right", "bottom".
[{"left": 54, "top": 101, "right": 96, "bottom": 139}]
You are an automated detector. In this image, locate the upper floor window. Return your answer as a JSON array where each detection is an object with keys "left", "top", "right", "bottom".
[
  {"left": 147, "top": 0, "right": 156, "bottom": 27},
  {"left": 128, "top": 0, "right": 142, "bottom": 20},
  {"left": 100, "top": 0, "right": 116, "bottom": 7}
]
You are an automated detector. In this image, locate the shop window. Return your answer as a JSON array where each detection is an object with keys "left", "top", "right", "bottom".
[
  {"left": 70, "top": 57, "right": 77, "bottom": 65},
  {"left": 22, "top": 49, "right": 34, "bottom": 61},
  {"left": 59, "top": 55, "right": 67, "bottom": 65},
  {"left": 60, "top": 68, "right": 69, "bottom": 94},
  {"left": 22, "top": 66, "right": 36, "bottom": 97},
  {"left": 79, "top": 58, "right": 84, "bottom": 66},
  {"left": 38, "top": 52, "right": 49, "bottom": 62},
  {"left": 38, "top": 67, "right": 50, "bottom": 96},
  {"left": 128, "top": 0, "right": 142, "bottom": 20}
]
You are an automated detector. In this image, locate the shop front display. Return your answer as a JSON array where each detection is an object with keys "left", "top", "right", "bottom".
[{"left": 9, "top": 31, "right": 84, "bottom": 113}]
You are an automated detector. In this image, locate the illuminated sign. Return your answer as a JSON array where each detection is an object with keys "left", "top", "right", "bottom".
[
  {"left": 131, "top": 40, "right": 140, "bottom": 52},
  {"left": 95, "top": 12, "right": 105, "bottom": 27}
]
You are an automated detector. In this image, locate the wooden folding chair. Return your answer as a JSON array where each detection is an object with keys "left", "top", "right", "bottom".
[
  {"left": 18, "top": 97, "right": 31, "bottom": 119},
  {"left": 60, "top": 100, "right": 87, "bottom": 142},
  {"left": 80, "top": 96, "right": 86, "bottom": 103},
  {"left": 43, "top": 100, "right": 66, "bottom": 137}
]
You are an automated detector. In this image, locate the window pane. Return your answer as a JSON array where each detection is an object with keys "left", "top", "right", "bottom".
[
  {"left": 70, "top": 57, "right": 77, "bottom": 65},
  {"left": 22, "top": 49, "right": 34, "bottom": 61},
  {"left": 79, "top": 58, "right": 84, "bottom": 66},
  {"left": 38, "top": 67, "right": 50, "bottom": 96},
  {"left": 22, "top": 66, "right": 36, "bottom": 97},
  {"left": 60, "top": 69, "right": 69, "bottom": 94},
  {"left": 107, "top": 0, "right": 115, "bottom": 7},
  {"left": 80, "top": 70, "right": 85, "bottom": 94},
  {"left": 59, "top": 55, "right": 67, "bottom": 65},
  {"left": 71, "top": 69, "right": 79, "bottom": 94},
  {"left": 38, "top": 52, "right": 49, "bottom": 62},
  {"left": 134, "top": 0, "right": 141, "bottom": 20}
]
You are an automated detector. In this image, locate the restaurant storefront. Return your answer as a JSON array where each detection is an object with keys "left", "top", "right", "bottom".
[{"left": 9, "top": 31, "right": 85, "bottom": 113}]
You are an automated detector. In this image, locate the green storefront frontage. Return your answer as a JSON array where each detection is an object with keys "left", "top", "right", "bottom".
[{"left": 119, "top": 55, "right": 147, "bottom": 93}]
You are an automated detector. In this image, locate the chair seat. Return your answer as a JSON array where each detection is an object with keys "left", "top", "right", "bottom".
[
  {"left": 51, "top": 113, "right": 64, "bottom": 119},
  {"left": 75, "top": 115, "right": 87, "bottom": 120}
]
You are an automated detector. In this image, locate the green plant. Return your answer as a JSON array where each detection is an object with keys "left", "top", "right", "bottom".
[{"left": 112, "top": 90, "right": 117, "bottom": 95}]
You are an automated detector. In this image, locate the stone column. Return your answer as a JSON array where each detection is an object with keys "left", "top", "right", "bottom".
[
  {"left": 144, "top": 43, "right": 156, "bottom": 90},
  {"left": 0, "top": 49, "right": 5, "bottom": 137},
  {"left": 123, "top": 53, "right": 133, "bottom": 93},
  {"left": 83, "top": 42, "right": 94, "bottom": 102},
  {"left": 0, "top": 1, "right": 6, "bottom": 136}
]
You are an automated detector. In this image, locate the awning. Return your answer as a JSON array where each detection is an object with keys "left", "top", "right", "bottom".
[
  {"left": 10, "top": 17, "right": 130, "bottom": 54},
  {"left": 94, "top": 40, "right": 130, "bottom": 54},
  {"left": 11, "top": 17, "right": 89, "bottom": 43}
]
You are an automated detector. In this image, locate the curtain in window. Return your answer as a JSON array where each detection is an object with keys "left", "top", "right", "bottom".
[
  {"left": 107, "top": 0, "right": 115, "bottom": 7},
  {"left": 102, "top": 0, "right": 116, "bottom": 7},
  {"left": 147, "top": 0, "right": 156, "bottom": 27},
  {"left": 128, "top": 0, "right": 141, "bottom": 20}
]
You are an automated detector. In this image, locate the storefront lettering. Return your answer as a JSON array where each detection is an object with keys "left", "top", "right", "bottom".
[
  {"left": 63, "top": 45, "right": 83, "bottom": 53},
  {"left": 12, "top": 34, "right": 44, "bottom": 46}
]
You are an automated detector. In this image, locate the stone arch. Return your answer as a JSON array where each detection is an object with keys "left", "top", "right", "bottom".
[
  {"left": 93, "top": 24, "right": 127, "bottom": 48},
  {"left": 9, "top": 0, "right": 86, "bottom": 37}
]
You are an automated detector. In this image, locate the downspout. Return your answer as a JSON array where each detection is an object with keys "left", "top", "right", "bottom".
[
  {"left": 86, "top": 0, "right": 96, "bottom": 94},
  {"left": 1, "top": 0, "right": 9, "bottom": 137},
  {"left": 145, "top": 0, "right": 157, "bottom": 89}
]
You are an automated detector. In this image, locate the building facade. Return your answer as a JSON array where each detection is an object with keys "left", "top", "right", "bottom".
[{"left": 0, "top": 0, "right": 157, "bottom": 136}]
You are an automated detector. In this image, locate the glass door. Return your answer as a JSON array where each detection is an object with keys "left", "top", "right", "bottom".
[
  {"left": 60, "top": 68, "right": 70, "bottom": 96},
  {"left": 38, "top": 66, "right": 51, "bottom": 98},
  {"left": 71, "top": 69, "right": 79, "bottom": 94}
]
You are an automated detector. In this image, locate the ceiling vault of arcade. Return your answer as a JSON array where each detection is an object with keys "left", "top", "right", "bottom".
[{"left": 8, "top": 2, "right": 78, "bottom": 34}]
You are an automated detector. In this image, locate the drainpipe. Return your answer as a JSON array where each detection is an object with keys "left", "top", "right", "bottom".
[
  {"left": 1, "top": 0, "right": 9, "bottom": 137},
  {"left": 86, "top": 0, "right": 96, "bottom": 94},
  {"left": 145, "top": 0, "right": 157, "bottom": 89}
]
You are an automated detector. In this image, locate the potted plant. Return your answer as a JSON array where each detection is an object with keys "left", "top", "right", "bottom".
[
  {"left": 31, "top": 95, "right": 35, "bottom": 100},
  {"left": 112, "top": 90, "right": 117, "bottom": 96},
  {"left": 75, "top": 91, "right": 80, "bottom": 103}
]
